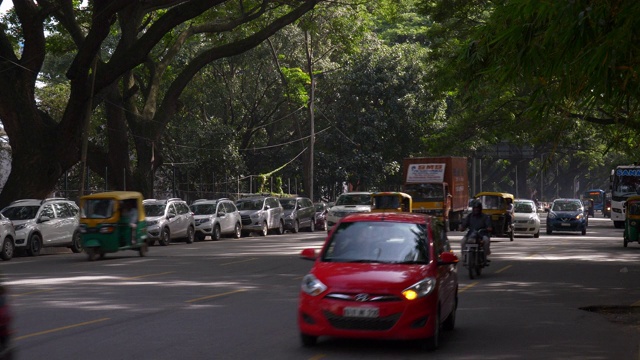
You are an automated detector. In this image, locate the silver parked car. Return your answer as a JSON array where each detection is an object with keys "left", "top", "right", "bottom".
[
  {"left": 143, "top": 198, "right": 195, "bottom": 245},
  {"left": 190, "top": 198, "right": 242, "bottom": 241},
  {"left": 280, "top": 196, "right": 316, "bottom": 233},
  {"left": 236, "top": 196, "right": 284, "bottom": 236},
  {"left": 1, "top": 198, "right": 81, "bottom": 256}
]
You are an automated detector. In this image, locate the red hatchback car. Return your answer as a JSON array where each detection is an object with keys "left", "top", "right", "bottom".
[{"left": 298, "top": 212, "right": 459, "bottom": 350}]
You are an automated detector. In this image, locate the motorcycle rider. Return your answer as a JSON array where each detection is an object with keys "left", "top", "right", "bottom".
[{"left": 459, "top": 200, "right": 493, "bottom": 262}]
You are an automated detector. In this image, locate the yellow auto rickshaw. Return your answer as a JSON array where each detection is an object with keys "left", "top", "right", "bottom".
[
  {"left": 474, "top": 191, "right": 515, "bottom": 241},
  {"left": 79, "top": 191, "right": 148, "bottom": 260},
  {"left": 623, "top": 195, "right": 640, "bottom": 248},
  {"left": 371, "top": 192, "right": 412, "bottom": 213}
]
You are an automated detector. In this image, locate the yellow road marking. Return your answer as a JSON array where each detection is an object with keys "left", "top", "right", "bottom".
[
  {"left": 121, "top": 271, "right": 174, "bottom": 280},
  {"left": 186, "top": 289, "right": 247, "bottom": 303},
  {"left": 15, "top": 318, "right": 110, "bottom": 341},
  {"left": 495, "top": 265, "right": 512, "bottom": 273},
  {"left": 12, "top": 289, "right": 54, "bottom": 297},
  {"left": 308, "top": 355, "right": 326, "bottom": 360},
  {"left": 460, "top": 282, "right": 479, "bottom": 293},
  {"left": 631, "top": 300, "right": 640, "bottom": 307},
  {"left": 220, "top": 258, "right": 258, "bottom": 266}
]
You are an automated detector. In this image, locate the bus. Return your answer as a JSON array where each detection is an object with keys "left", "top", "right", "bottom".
[
  {"left": 582, "top": 189, "right": 607, "bottom": 216},
  {"left": 610, "top": 165, "right": 640, "bottom": 228}
]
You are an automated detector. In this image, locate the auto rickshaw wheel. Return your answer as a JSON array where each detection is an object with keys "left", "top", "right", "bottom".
[
  {"left": 86, "top": 248, "right": 100, "bottom": 261},
  {"left": 139, "top": 243, "right": 148, "bottom": 257}
]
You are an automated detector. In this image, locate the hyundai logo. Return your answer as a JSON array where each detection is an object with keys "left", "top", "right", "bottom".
[{"left": 355, "top": 293, "right": 370, "bottom": 302}]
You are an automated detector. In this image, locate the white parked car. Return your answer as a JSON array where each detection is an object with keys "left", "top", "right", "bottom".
[
  {"left": 325, "top": 192, "right": 372, "bottom": 229},
  {"left": 1, "top": 198, "right": 82, "bottom": 256},
  {"left": 513, "top": 199, "right": 541, "bottom": 238},
  {"left": 143, "top": 198, "right": 195, "bottom": 245},
  {"left": 190, "top": 198, "right": 242, "bottom": 241}
]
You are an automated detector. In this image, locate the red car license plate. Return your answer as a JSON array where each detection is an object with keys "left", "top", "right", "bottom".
[{"left": 343, "top": 307, "right": 379, "bottom": 318}]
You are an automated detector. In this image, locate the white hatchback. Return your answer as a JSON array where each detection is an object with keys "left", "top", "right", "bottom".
[{"left": 513, "top": 199, "right": 541, "bottom": 238}]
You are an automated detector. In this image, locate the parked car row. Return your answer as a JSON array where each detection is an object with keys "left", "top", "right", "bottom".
[{"left": 0, "top": 194, "right": 340, "bottom": 261}]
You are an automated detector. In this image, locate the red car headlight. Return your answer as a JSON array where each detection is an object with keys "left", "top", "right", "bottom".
[
  {"left": 402, "top": 277, "right": 436, "bottom": 300},
  {"left": 301, "top": 274, "right": 327, "bottom": 296}
]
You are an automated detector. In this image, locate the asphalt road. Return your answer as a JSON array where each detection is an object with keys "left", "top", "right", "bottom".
[{"left": 3, "top": 214, "right": 640, "bottom": 360}]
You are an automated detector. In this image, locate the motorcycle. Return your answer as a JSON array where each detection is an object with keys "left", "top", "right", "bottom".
[{"left": 462, "top": 229, "right": 489, "bottom": 279}]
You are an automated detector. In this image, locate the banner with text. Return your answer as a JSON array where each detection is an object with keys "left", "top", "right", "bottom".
[{"left": 406, "top": 163, "right": 446, "bottom": 183}]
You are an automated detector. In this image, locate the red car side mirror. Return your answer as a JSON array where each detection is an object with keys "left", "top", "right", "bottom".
[{"left": 300, "top": 248, "right": 318, "bottom": 260}]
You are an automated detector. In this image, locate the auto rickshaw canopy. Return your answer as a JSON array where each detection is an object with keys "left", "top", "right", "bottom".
[
  {"left": 80, "top": 191, "right": 145, "bottom": 223},
  {"left": 371, "top": 192, "right": 412, "bottom": 212},
  {"left": 474, "top": 191, "right": 514, "bottom": 211},
  {"left": 626, "top": 195, "right": 640, "bottom": 218}
]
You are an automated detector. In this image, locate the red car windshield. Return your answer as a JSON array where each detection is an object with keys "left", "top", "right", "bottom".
[{"left": 322, "top": 221, "right": 429, "bottom": 264}]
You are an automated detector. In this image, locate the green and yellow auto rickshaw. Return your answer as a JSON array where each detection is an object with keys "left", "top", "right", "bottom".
[
  {"left": 371, "top": 192, "right": 412, "bottom": 213},
  {"left": 475, "top": 191, "right": 515, "bottom": 241},
  {"left": 79, "top": 191, "right": 148, "bottom": 260},
  {"left": 623, "top": 195, "right": 640, "bottom": 248}
]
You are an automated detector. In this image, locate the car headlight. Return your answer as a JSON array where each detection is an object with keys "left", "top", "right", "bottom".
[
  {"left": 250, "top": 211, "right": 263, "bottom": 219},
  {"left": 548, "top": 212, "right": 557, "bottom": 219},
  {"left": 528, "top": 218, "right": 536, "bottom": 224},
  {"left": 146, "top": 220, "right": 158, "bottom": 226},
  {"left": 575, "top": 214, "right": 583, "bottom": 220},
  {"left": 402, "top": 277, "right": 436, "bottom": 300},
  {"left": 301, "top": 274, "right": 327, "bottom": 296},
  {"left": 14, "top": 224, "right": 26, "bottom": 231}
]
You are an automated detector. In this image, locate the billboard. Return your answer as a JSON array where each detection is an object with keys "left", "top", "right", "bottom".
[{"left": 406, "top": 163, "right": 446, "bottom": 183}]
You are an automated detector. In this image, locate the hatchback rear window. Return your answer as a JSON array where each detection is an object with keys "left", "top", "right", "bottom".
[{"left": 323, "top": 221, "right": 429, "bottom": 264}]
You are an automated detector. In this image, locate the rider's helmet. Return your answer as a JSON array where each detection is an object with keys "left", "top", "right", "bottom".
[{"left": 472, "top": 200, "right": 483, "bottom": 214}]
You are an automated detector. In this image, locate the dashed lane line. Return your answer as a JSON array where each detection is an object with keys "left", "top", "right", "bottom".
[
  {"left": 14, "top": 318, "right": 110, "bottom": 341},
  {"left": 186, "top": 289, "right": 247, "bottom": 303}
]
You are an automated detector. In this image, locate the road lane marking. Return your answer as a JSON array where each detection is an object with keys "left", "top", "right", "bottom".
[
  {"left": 495, "top": 265, "right": 512, "bottom": 273},
  {"left": 631, "top": 300, "right": 640, "bottom": 307},
  {"left": 220, "top": 258, "right": 258, "bottom": 266},
  {"left": 308, "top": 355, "right": 326, "bottom": 360},
  {"left": 14, "top": 318, "right": 110, "bottom": 341},
  {"left": 186, "top": 289, "right": 247, "bottom": 303},
  {"left": 12, "top": 289, "right": 54, "bottom": 297},
  {"left": 121, "top": 271, "right": 175, "bottom": 280},
  {"left": 460, "top": 282, "right": 479, "bottom": 293}
]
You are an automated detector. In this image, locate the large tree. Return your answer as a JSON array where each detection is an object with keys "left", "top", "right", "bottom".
[{"left": 0, "top": 0, "right": 324, "bottom": 206}]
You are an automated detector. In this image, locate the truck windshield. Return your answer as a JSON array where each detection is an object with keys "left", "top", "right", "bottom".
[{"left": 404, "top": 184, "right": 443, "bottom": 202}]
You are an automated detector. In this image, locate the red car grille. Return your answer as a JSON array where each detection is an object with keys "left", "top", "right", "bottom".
[{"left": 323, "top": 310, "right": 401, "bottom": 331}]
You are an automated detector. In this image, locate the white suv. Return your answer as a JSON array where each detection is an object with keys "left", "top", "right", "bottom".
[
  {"left": 1, "top": 198, "right": 82, "bottom": 256},
  {"left": 190, "top": 198, "right": 242, "bottom": 241},
  {"left": 236, "top": 196, "right": 284, "bottom": 236},
  {"left": 143, "top": 198, "right": 195, "bottom": 245},
  {"left": 326, "top": 192, "right": 372, "bottom": 229}
]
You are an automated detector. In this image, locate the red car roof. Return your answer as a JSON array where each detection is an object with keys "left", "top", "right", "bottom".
[{"left": 339, "top": 211, "right": 430, "bottom": 224}]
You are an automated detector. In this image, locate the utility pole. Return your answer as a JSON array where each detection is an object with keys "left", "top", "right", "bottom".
[
  {"left": 305, "top": 30, "right": 315, "bottom": 202},
  {"left": 78, "top": 55, "right": 98, "bottom": 200}
]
